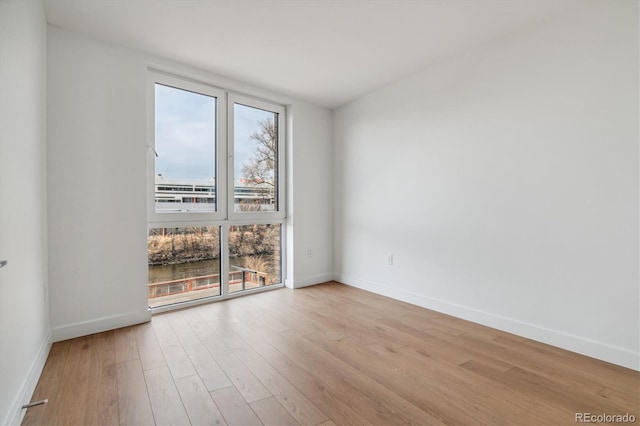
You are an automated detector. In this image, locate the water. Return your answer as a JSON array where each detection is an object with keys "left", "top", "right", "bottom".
[{"left": 148, "top": 257, "right": 246, "bottom": 283}]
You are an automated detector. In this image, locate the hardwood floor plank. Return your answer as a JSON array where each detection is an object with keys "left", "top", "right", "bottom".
[
  {"left": 144, "top": 366, "right": 190, "bottom": 426},
  {"left": 454, "top": 331, "right": 624, "bottom": 396},
  {"left": 134, "top": 321, "right": 166, "bottom": 371},
  {"left": 302, "top": 284, "right": 401, "bottom": 321},
  {"left": 167, "top": 312, "right": 232, "bottom": 391},
  {"left": 251, "top": 293, "right": 320, "bottom": 335},
  {"left": 262, "top": 327, "right": 445, "bottom": 425},
  {"left": 390, "top": 343, "right": 574, "bottom": 424},
  {"left": 250, "top": 396, "right": 299, "bottom": 426},
  {"left": 493, "top": 334, "right": 639, "bottom": 395},
  {"left": 360, "top": 315, "right": 476, "bottom": 366},
  {"left": 231, "top": 343, "right": 329, "bottom": 425},
  {"left": 305, "top": 330, "right": 502, "bottom": 425},
  {"left": 116, "top": 359, "right": 155, "bottom": 426},
  {"left": 303, "top": 310, "right": 380, "bottom": 346},
  {"left": 315, "top": 421, "right": 337, "bottom": 426},
  {"left": 235, "top": 299, "right": 290, "bottom": 333},
  {"left": 222, "top": 319, "right": 371, "bottom": 425},
  {"left": 502, "top": 365, "right": 636, "bottom": 415},
  {"left": 597, "top": 387, "right": 640, "bottom": 414},
  {"left": 322, "top": 282, "right": 430, "bottom": 318},
  {"left": 53, "top": 335, "right": 94, "bottom": 425},
  {"left": 83, "top": 331, "right": 119, "bottom": 426},
  {"left": 152, "top": 314, "right": 197, "bottom": 380},
  {"left": 206, "top": 316, "right": 248, "bottom": 350},
  {"left": 293, "top": 287, "right": 383, "bottom": 321},
  {"left": 22, "top": 341, "right": 71, "bottom": 425},
  {"left": 175, "top": 374, "right": 227, "bottom": 426},
  {"left": 459, "top": 360, "right": 582, "bottom": 425},
  {"left": 210, "top": 386, "right": 263, "bottom": 426},
  {"left": 114, "top": 326, "right": 139, "bottom": 364},
  {"left": 190, "top": 311, "right": 272, "bottom": 403},
  {"left": 394, "top": 312, "right": 441, "bottom": 329},
  {"left": 378, "top": 316, "right": 514, "bottom": 371}
]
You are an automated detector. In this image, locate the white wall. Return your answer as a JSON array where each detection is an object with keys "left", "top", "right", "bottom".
[
  {"left": 47, "top": 26, "right": 151, "bottom": 340},
  {"left": 47, "top": 26, "right": 334, "bottom": 339},
  {"left": 0, "top": 1, "right": 51, "bottom": 424},
  {"left": 288, "top": 103, "right": 334, "bottom": 287},
  {"left": 333, "top": 1, "right": 639, "bottom": 370}
]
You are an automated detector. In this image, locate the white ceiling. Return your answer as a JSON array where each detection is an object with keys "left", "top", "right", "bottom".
[{"left": 43, "top": 0, "right": 583, "bottom": 109}]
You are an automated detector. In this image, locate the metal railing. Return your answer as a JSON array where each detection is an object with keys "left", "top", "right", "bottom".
[{"left": 148, "top": 270, "right": 271, "bottom": 298}]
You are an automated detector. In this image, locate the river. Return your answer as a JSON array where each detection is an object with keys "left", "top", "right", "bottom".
[{"left": 148, "top": 257, "right": 247, "bottom": 283}]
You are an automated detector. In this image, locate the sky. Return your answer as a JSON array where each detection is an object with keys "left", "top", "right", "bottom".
[{"left": 155, "top": 84, "right": 275, "bottom": 182}]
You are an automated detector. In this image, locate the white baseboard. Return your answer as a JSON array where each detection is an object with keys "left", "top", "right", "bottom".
[
  {"left": 336, "top": 274, "right": 639, "bottom": 371},
  {"left": 289, "top": 273, "right": 335, "bottom": 289},
  {"left": 284, "top": 278, "right": 295, "bottom": 289},
  {"left": 5, "top": 329, "right": 52, "bottom": 426},
  {"left": 51, "top": 310, "right": 152, "bottom": 342}
]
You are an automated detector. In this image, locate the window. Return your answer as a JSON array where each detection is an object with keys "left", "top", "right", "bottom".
[
  {"left": 231, "top": 100, "right": 280, "bottom": 213},
  {"left": 147, "top": 71, "right": 286, "bottom": 309},
  {"left": 149, "top": 74, "right": 225, "bottom": 220},
  {"left": 228, "top": 94, "right": 285, "bottom": 220}
]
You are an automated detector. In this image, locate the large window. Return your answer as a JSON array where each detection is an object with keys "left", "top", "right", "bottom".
[{"left": 147, "top": 72, "right": 285, "bottom": 309}]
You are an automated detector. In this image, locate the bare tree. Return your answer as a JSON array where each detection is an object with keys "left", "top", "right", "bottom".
[{"left": 242, "top": 119, "right": 277, "bottom": 187}]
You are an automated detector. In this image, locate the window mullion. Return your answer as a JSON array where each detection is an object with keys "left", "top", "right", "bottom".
[{"left": 220, "top": 224, "right": 230, "bottom": 298}]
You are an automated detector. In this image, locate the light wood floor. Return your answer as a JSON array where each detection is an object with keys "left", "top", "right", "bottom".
[{"left": 23, "top": 282, "right": 639, "bottom": 425}]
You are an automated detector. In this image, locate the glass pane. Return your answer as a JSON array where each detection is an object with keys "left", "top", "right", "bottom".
[
  {"left": 155, "top": 84, "right": 216, "bottom": 213},
  {"left": 148, "top": 226, "right": 221, "bottom": 307},
  {"left": 229, "top": 224, "right": 281, "bottom": 293},
  {"left": 233, "top": 103, "right": 278, "bottom": 213}
]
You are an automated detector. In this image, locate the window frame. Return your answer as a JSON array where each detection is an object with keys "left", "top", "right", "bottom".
[
  {"left": 227, "top": 93, "right": 286, "bottom": 221},
  {"left": 147, "top": 71, "right": 228, "bottom": 224}
]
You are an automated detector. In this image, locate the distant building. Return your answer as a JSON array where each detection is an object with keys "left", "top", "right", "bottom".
[{"left": 154, "top": 175, "right": 274, "bottom": 211}]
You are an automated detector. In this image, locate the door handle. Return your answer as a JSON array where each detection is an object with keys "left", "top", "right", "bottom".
[{"left": 0, "top": 260, "right": 7, "bottom": 268}]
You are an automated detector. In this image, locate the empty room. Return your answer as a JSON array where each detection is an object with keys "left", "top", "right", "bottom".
[{"left": 1, "top": 0, "right": 638, "bottom": 425}]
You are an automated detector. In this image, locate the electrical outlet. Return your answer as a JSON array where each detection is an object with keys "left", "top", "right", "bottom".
[
  {"left": 387, "top": 254, "right": 393, "bottom": 266},
  {"left": 307, "top": 249, "right": 313, "bottom": 258}
]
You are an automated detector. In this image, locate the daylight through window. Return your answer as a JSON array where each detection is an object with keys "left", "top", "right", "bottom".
[{"left": 147, "top": 72, "right": 285, "bottom": 309}]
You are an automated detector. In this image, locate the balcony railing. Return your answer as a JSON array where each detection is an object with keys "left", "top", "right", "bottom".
[{"left": 148, "top": 269, "right": 272, "bottom": 299}]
